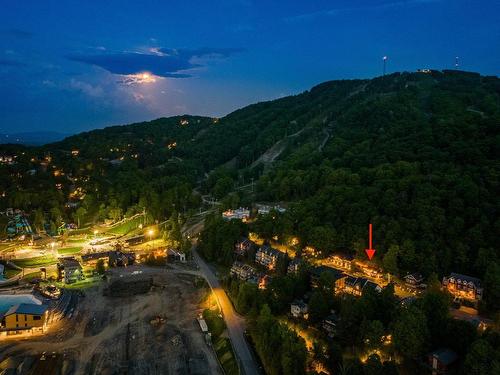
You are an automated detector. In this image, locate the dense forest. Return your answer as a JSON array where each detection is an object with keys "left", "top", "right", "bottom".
[{"left": 1, "top": 70, "right": 499, "bottom": 286}]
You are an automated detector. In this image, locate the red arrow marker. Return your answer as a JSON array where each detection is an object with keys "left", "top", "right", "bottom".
[{"left": 365, "top": 223, "right": 376, "bottom": 260}]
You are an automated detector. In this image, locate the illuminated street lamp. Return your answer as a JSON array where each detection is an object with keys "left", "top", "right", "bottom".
[{"left": 147, "top": 229, "right": 155, "bottom": 250}]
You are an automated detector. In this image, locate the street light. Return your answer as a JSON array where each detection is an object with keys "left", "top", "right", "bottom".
[{"left": 146, "top": 229, "right": 155, "bottom": 251}]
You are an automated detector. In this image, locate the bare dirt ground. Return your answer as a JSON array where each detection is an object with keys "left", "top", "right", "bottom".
[{"left": 0, "top": 266, "right": 222, "bottom": 375}]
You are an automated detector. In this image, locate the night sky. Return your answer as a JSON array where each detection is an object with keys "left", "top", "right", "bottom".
[{"left": 1, "top": 0, "right": 499, "bottom": 134}]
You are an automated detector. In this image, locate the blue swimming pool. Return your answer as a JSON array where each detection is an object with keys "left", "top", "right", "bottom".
[{"left": 0, "top": 294, "right": 42, "bottom": 314}]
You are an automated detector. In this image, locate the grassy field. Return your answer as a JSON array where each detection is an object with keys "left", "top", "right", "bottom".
[
  {"left": 12, "top": 255, "right": 58, "bottom": 268},
  {"left": 67, "top": 227, "right": 91, "bottom": 236},
  {"left": 203, "top": 309, "right": 239, "bottom": 375},
  {"left": 58, "top": 246, "right": 82, "bottom": 255},
  {"left": 106, "top": 216, "right": 144, "bottom": 236}
]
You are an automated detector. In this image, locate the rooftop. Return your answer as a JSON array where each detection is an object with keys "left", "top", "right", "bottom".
[
  {"left": 448, "top": 273, "right": 482, "bottom": 286},
  {"left": 4, "top": 303, "right": 48, "bottom": 316},
  {"left": 429, "top": 348, "right": 458, "bottom": 365}
]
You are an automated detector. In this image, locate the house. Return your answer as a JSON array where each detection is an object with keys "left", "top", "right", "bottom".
[
  {"left": 57, "top": 257, "right": 84, "bottom": 284},
  {"left": 309, "top": 266, "right": 345, "bottom": 292},
  {"left": 255, "top": 245, "right": 286, "bottom": 270},
  {"left": 230, "top": 261, "right": 257, "bottom": 281},
  {"left": 404, "top": 273, "right": 425, "bottom": 289},
  {"left": 287, "top": 258, "right": 302, "bottom": 274},
  {"left": 290, "top": 300, "right": 308, "bottom": 319},
  {"left": 322, "top": 313, "right": 340, "bottom": 337},
  {"left": 167, "top": 249, "right": 186, "bottom": 263},
  {"left": 109, "top": 251, "right": 136, "bottom": 267},
  {"left": 329, "top": 254, "right": 353, "bottom": 270},
  {"left": 234, "top": 238, "right": 255, "bottom": 257},
  {"left": 341, "top": 276, "right": 381, "bottom": 296},
  {"left": 222, "top": 208, "right": 250, "bottom": 221},
  {"left": 0, "top": 303, "right": 48, "bottom": 336},
  {"left": 442, "top": 273, "right": 483, "bottom": 302},
  {"left": 427, "top": 348, "right": 458, "bottom": 374}
]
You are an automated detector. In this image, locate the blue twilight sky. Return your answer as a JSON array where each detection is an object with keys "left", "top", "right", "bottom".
[{"left": 0, "top": 0, "right": 499, "bottom": 134}]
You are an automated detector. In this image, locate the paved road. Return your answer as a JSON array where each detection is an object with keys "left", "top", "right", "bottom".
[{"left": 193, "top": 248, "right": 260, "bottom": 375}]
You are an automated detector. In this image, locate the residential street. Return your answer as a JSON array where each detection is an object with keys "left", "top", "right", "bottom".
[{"left": 193, "top": 248, "right": 260, "bottom": 375}]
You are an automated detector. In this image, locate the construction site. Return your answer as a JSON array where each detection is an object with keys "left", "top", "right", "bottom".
[{"left": 0, "top": 266, "right": 222, "bottom": 375}]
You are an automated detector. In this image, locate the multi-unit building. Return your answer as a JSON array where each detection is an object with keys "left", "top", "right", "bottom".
[
  {"left": 404, "top": 273, "right": 425, "bottom": 290},
  {"left": 234, "top": 238, "right": 255, "bottom": 257},
  {"left": 0, "top": 303, "right": 48, "bottom": 336},
  {"left": 255, "top": 245, "right": 287, "bottom": 270},
  {"left": 329, "top": 254, "right": 353, "bottom": 271},
  {"left": 341, "top": 276, "right": 381, "bottom": 296},
  {"left": 230, "top": 261, "right": 257, "bottom": 281},
  {"left": 222, "top": 208, "right": 250, "bottom": 221},
  {"left": 442, "top": 273, "right": 483, "bottom": 302},
  {"left": 290, "top": 300, "right": 308, "bottom": 319},
  {"left": 57, "top": 257, "right": 84, "bottom": 284}
]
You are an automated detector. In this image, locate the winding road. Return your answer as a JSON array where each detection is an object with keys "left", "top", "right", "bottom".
[{"left": 192, "top": 248, "right": 260, "bottom": 375}]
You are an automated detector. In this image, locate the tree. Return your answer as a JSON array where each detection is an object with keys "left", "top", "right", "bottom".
[
  {"left": 33, "top": 208, "right": 45, "bottom": 232},
  {"left": 108, "top": 206, "right": 122, "bottom": 222},
  {"left": 361, "top": 320, "right": 384, "bottom": 351},
  {"left": 483, "top": 261, "right": 500, "bottom": 312},
  {"left": 464, "top": 339, "right": 500, "bottom": 375},
  {"left": 382, "top": 244, "right": 399, "bottom": 276},
  {"left": 393, "top": 306, "right": 428, "bottom": 358},
  {"left": 308, "top": 291, "right": 330, "bottom": 323},
  {"left": 73, "top": 206, "right": 87, "bottom": 228}
]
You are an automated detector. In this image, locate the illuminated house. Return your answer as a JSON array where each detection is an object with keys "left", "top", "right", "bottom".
[
  {"left": 234, "top": 238, "right": 255, "bottom": 257},
  {"left": 341, "top": 276, "right": 381, "bottom": 296},
  {"left": 404, "top": 273, "right": 425, "bottom": 290},
  {"left": 329, "top": 254, "right": 353, "bottom": 270},
  {"left": 57, "top": 257, "right": 84, "bottom": 284},
  {"left": 0, "top": 303, "right": 48, "bottom": 336},
  {"left": 442, "top": 273, "right": 483, "bottom": 301},
  {"left": 255, "top": 245, "right": 286, "bottom": 270}
]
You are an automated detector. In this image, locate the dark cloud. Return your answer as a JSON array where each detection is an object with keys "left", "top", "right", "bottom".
[{"left": 67, "top": 48, "right": 243, "bottom": 78}]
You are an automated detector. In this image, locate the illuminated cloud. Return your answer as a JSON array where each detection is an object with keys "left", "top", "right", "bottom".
[
  {"left": 119, "top": 72, "right": 159, "bottom": 86},
  {"left": 67, "top": 47, "right": 243, "bottom": 81}
]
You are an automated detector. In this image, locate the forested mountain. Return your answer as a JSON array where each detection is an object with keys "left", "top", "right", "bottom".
[{"left": 1, "top": 70, "right": 499, "bottom": 284}]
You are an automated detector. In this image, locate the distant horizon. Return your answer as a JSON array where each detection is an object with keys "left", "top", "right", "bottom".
[{"left": 2, "top": 67, "right": 497, "bottom": 144}]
